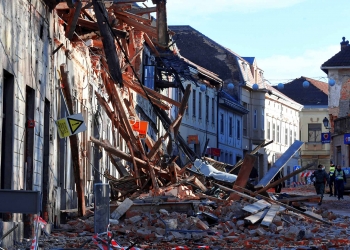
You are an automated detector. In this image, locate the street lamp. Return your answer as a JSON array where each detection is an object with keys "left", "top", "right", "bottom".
[{"left": 323, "top": 117, "right": 331, "bottom": 130}]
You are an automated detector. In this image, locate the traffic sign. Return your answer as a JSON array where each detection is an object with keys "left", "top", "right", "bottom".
[{"left": 56, "top": 113, "right": 87, "bottom": 138}]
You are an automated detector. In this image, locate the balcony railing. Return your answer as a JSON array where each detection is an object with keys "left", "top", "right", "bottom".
[{"left": 334, "top": 116, "right": 350, "bottom": 134}]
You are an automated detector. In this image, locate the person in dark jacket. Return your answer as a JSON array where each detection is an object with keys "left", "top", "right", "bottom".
[
  {"left": 334, "top": 165, "right": 347, "bottom": 200},
  {"left": 310, "top": 164, "right": 329, "bottom": 205}
]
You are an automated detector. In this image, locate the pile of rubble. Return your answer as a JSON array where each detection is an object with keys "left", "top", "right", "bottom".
[{"left": 20, "top": 184, "right": 350, "bottom": 250}]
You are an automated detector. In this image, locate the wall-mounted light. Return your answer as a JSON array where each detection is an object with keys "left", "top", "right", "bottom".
[{"left": 323, "top": 117, "right": 331, "bottom": 129}]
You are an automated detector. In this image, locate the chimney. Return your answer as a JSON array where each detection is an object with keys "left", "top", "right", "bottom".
[{"left": 340, "top": 37, "right": 349, "bottom": 51}]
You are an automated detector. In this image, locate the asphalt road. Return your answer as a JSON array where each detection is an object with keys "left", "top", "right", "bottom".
[{"left": 280, "top": 185, "right": 350, "bottom": 216}]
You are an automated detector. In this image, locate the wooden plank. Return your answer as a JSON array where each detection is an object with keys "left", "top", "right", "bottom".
[
  {"left": 242, "top": 199, "right": 271, "bottom": 214},
  {"left": 65, "top": 1, "right": 83, "bottom": 40},
  {"left": 92, "top": 0, "right": 123, "bottom": 85},
  {"left": 277, "top": 195, "right": 320, "bottom": 203},
  {"left": 60, "top": 64, "right": 86, "bottom": 217},
  {"left": 228, "top": 140, "right": 273, "bottom": 174},
  {"left": 90, "top": 136, "right": 148, "bottom": 168},
  {"left": 230, "top": 185, "right": 332, "bottom": 225},
  {"left": 261, "top": 204, "right": 280, "bottom": 227},
  {"left": 118, "top": 15, "right": 157, "bottom": 38},
  {"left": 228, "top": 154, "right": 256, "bottom": 201},
  {"left": 192, "top": 177, "right": 207, "bottom": 192},
  {"left": 128, "top": 7, "right": 157, "bottom": 15},
  {"left": 156, "top": 0, "right": 169, "bottom": 47},
  {"left": 103, "top": 139, "right": 130, "bottom": 177},
  {"left": 244, "top": 209, "right": 268, "bottom": 224},
  {"left": 174, "top": 84, "right": 191, "bottom": 136},
  {"left": 115, "top": 11, "right": 152, "bottom": 25},
  {"left": 121, "top": 48, "right": 143, "bottom": 72},
  {"left": 147, "top": 115, "right": 182, "bottom": 160},
  {"left": 123, "top": 79, "right": 180, "bottom": 107},
  {"left": 143, "top": 33, "right": 160, "bottom": 57}
]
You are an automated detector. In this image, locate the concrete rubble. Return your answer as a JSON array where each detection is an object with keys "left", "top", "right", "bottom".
[{"left": 14, "top": 186, "right": 350, "bottom": 250}]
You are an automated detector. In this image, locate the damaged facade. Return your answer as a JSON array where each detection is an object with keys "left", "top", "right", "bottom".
[
  {"left": 1, "top": 1, "right": 336, "bottom": 248},
  {"left": 321, "top": 37, "right": 350, "bottom": 167}
]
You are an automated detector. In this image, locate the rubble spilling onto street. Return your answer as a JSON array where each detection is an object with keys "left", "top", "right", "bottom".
[{"left": 13, "top": 183, "right": 349, "bottom": 250}]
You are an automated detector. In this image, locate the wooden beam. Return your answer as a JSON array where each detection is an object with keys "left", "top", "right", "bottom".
[
  {"left": 123, "top": 81, "right": 171, "bottom": 110},
  {"left": 143, "top": 33, "right": 160, "bottom": 57},
  {"left": 65, "top": 1, "right": 83, "bottom": 40},
  {"left": 103, "top": 139, "right": 130, "bottom": 177},
  {"left": 277, "top": 195, "right": 320, "bottom": 204},
  {"left": 59, "top": 64, "right": 86, "bottom": 217},
  {"left": 174, "top": 84, "right": 191, "bottom": 136},
  {"left": 147, "top": 115, "right": 182, "bottom": 160},
  {"left": 118, "top": 15, "right": 157, "bottom": 38},
  {"left": 94, "top": 91, "right": 130, "bottom": 141},
  {"left": 92, "top": 0, "right": 123, "bottom": 85},
  {"left": 228, "top": 154, "right": 256, "bottom": 201},
  {"left": 115, "top": 11, "right": 152, "bottom": 25},
  {"left": 126, "top": 141, "right": 141, "bottom": 186},
  {"left": 128, "top": 7, "right": 157, "bottom": 15},
  {"left": 222, "top": 184, "right": 332, "bottom": 226},
  {"left": 156, "top": 0, "right": 169, "bottom": 47},
  {"left": 123, "top": 79, "right": 181, "bottom": 107},
  {"left": 123, "top": 98, "right": 147, "bottom": 156},
  {"left": 91, "top": 136, "right": 148, "bottom": 168},
  {"left": 121, "top": 48, "right": 143, "bottom": 72},
  {"left": 86, "top": 39, "right": 104, "bottom": 48}
]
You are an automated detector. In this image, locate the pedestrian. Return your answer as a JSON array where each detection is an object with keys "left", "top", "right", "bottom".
[
  {"left": 334, "top": 165, "right": 347, "bottom": 200},
  {"left": 329, "top": 162, "right": 336, "bottom": 196},
  {"left": 310, "top": 164, "right": 329, "bottom": 205}
]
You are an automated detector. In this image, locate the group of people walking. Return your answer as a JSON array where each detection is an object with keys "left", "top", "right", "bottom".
[{"left": 311, "top": 162, "right": 347, "bottom": 205}]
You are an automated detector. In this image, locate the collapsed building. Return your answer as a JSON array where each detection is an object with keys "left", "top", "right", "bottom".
[{"left": 1, "top": 1, "right": 349, "bottom": 249}]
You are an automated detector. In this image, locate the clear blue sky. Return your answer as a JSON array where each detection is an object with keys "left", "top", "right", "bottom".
[{"left": 149, "top": 0, "right": 349, "bottom": 84}]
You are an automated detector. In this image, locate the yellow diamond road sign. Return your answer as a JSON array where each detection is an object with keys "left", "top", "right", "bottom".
[{"left": 56, "top": 113, "right": 87, "bottom": 139}]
